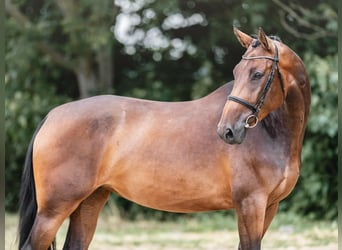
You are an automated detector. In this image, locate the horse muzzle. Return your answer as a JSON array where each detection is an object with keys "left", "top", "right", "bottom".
[{"left": 217, "top": 122, "right": 246, "bottom": 144}]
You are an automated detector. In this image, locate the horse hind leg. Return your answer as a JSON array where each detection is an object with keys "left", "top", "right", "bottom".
[
  {"left": 63, "top": 187, "right": 110, "bottom": 250},
  {"left": 23, "top": 188, "right": 90, "bottom": 250},
  {"left": 20, "top": 183, "right": 81, "bottom": 249},
  {"left": 24, "top": 204, "right": 78, "bottom": 250},
  {"left": 24, "top": 187, "right": 109, "bottom": 250}
]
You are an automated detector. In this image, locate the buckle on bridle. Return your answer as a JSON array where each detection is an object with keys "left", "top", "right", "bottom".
[{"left": 244, "top": 114, "right": 259, "bottom": 128}]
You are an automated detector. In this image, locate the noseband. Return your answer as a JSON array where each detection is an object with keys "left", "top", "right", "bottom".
[{"left": 228, "top": 43, "right": 285, "bottom": 128}]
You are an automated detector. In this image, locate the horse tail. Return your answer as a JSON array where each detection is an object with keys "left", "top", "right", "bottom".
[{"left": 18, "top": 117, "right": 56, "bottom": 250}]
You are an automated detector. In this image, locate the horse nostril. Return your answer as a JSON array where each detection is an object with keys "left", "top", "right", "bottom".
[{"left": 224, "top": 128, "right": 234, "bottom": 140}]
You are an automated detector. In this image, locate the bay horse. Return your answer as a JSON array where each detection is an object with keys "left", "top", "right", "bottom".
[{"left": 18, "top": 27, "right": 310, "bottom": 250}]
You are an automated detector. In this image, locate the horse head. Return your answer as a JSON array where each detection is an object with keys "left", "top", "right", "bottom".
[{"left": 217, "top": 27, "right": 308, "bottom": 144}]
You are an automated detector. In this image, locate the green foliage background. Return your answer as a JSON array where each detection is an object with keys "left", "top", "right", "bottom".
[{"left": 5, "top": 0, "right": 337, "bottom": 220}]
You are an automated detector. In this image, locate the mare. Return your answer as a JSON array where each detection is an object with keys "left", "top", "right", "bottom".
[{"left": 18, "top": 27, "right": 310, "bottom": 250}]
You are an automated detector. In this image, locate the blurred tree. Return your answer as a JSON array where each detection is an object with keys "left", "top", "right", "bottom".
[
  {"left": 272, "top": 0, "right": 337, "bottom": 40},
  {"left": 5, "top": 0, "right": 117, "bottom": 98}
]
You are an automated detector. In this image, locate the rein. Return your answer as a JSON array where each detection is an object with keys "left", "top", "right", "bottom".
[{"left": 228, "top": 43, "right": 285, "bottom": 128}]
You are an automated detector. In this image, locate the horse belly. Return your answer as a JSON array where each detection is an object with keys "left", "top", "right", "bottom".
[{"left": 103, "top": 154, "right": 233, "bottom": 213}]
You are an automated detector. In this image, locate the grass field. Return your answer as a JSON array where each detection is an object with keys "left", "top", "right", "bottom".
[{"left": 5, "top": 211, "right": 337, "bottom": 250}]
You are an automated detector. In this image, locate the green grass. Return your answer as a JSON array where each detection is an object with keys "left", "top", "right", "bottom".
[{"left": 5, "top": 211, "right": 337, "bottom": 250}]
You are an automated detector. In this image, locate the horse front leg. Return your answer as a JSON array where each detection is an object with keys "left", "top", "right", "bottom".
[
  {"left": 262, "top": 202, "right": 279, "bottom": 238},
  {"left": 235, "top": 194, "right": 267, "bottom": 250}
]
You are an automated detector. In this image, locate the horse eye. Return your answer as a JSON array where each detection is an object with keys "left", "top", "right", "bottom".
[{"left": 252, "top": 71, "right": 264, "bottom": 80}]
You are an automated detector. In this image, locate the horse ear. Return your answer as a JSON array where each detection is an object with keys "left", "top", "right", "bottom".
[
  {"left": 258, "top": 27, "right": 272, "bottom": 51},
  {"left": 233, "top": 27, "right": 253, "bottom": 48}
]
